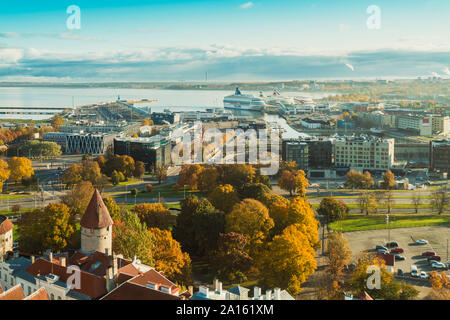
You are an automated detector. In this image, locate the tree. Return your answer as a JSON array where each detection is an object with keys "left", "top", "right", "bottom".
[
  {"left": 382, "top": 190, "right": 395, "bottom": 214},
  {"left": 155, "top": 164, "right": 168, "bottom": 184},
  {"left": 326, "top": 232, "right": 352, "bottom": 279},
  {"left": 427, "top": 271, "right": 450, "bottom": 300},
  {"left": 197, "top": 166, "right": 219, "bottom": 193},
  {"left": 103, "top": 196, "right": 121, "bottom": 221},
  {"left": 61, "top": 181, "right": 95, "bottom": 217},
  {"left": 149, "top": 227, "right": 192, "bottom": 284},
  {"left": 381, "top": 170, "right": 395, "bottom": 190},
  {"left": 132, "top": 203, "right": 174, "bottom": 230},
  {"left": 42, "top": 203, "right": 75, "bottom": 251},
  {"left": 51, "top": 115, "right": 64, "bottom": 130},
  {"left": 411, "top": 191, "right": 422, "bottom": 214},
  {"left": 431, "top": 187, "right": 448, "bottom": 215},
  {"left": 278, "top": 169, "right": 309, "bottom": 196},
  {"left": 208, "top": 184, "right": 239, "bottom": 213},
  {"left": 225, "top": 199, "right": 274, "bottom": 256},
  {"left": 362, "top": 171, "right": 374, "bottom": 189},
  {"left": 112, "top": 211, "right": 154, "bottom": 266},
  {"left": 146, "top": 184, "right": 153, "bottom": 193},
  {"left": 62, "top": 160, "right": 102, "bottom": 187},
  {"left": 350, "top": 254, "right": 419, "bottom": 300},
  {"left": 259, "top": 224, "right": 317, "bottom": 295},
  {"left": 8, "top": 157, "right": 34, "bottom": 182},
  {"left": 17, "top": 209, "right": 46, "bottom": 254},
  {"left": 174, "top": 197, "right": 225, "bottom": 256},
  {"left": 211, "top": 232, "right": 253, "bottom": 283},
  {"left": 317, "top": 197, "right": 349, "bottom": 225},
  {"left": 177, "top": 164, "right": 203, "bottom": 190},
  {"left": 134, "top": 161, "right": 146, "bottom": 179},
  {"left": 238, "top": 183, "right": 271, "bottom": 201},
  {"left": 217, "top": 164, "right": 256, "bottom": 189},
  {"left": 111, "top": 170, "right": 121, "bottom": 186},
  {"left": 357, "top": 191, "right": 378, "bottom": 215},
  {"left": 21, "top": 140, "right": 61, "bottom": 158},
  {"left": 0, "top": 159, "right": 10, "bottom": 192},
  {"left": 109, "top": 155, "right": 135, "bottom": 178}
]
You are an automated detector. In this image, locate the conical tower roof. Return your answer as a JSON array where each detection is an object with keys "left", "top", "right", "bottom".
[{"left": 80, "top": 189, "right": 114, "bottom": 229}]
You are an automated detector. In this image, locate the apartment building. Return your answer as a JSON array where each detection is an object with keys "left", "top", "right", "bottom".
[
  {"left": 65, "top": 133, "right": 116, "bottom": 155},
  {"left": 334, "top": 136, "right": 394, "bottom": 171}
]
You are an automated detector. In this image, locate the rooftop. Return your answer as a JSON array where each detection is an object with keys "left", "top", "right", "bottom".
[{"left": 80, "top": 189, "right": 114, "bottom": 230}]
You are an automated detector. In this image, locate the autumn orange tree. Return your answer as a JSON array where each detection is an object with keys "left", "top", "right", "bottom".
[
  {"left": 259, "top": 224, "right": 317, "bottom": 295},
  {"left": 317, "top": 197, "right": 349, "bottom": 225},
  {"left": 62, "top": 181, "right": 95, "bottom": 217},
  {"left": 350, "top": 254, "right": 418, "bottom": 300},
  {"left": 0, "top": 159, "right": 10, "bottom": 192},
  {"left": 132, "top": 203, "right": 174, "bottom": 230},
  {"left": 326, "top": 232, "right": 352, "bottom": 279},
  {"left": 176, "top": 164, "right": 203, "bottom": 190},
  {"left": 208, "top": 184, "right": 239, "bottom": 213},
  {"left": 381, "top": 170, "right": 395, "bottom": 190},
  {"left": 427, "top": 271, "right": 450, "bottom": 300},
  {"left": 51, "top": 115, "right": 64, "bottom": 130},
  {"left": 225, "top": 199, "right": 274, "bottom": 257},
  {"left": 42, "top": 203, "right": 75, "bottom": 252},
  {"left": 149, "top": 227, "right": 192, "bottom": 284},
  {"left": 103, "top": 196, "right": 122, "bottom": 220},
  {"left": 8, "top": 156, "right": 34, "bottom": 182},
  {"left": 278, "top": 169, "right": 309, "bottom": 196}
]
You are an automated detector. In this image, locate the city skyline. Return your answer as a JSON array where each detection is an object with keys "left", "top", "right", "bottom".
[{"left": 0, "top": 0, "right": 448, "bottom": 81}]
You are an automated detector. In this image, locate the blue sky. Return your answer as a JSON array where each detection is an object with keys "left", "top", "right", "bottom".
[{"left": 0, "top": 0, "right": 448, "bottom": 81}]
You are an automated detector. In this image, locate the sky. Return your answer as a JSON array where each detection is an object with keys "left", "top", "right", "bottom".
[{"left": 0, "top": 0, "right": 448, "bottom": 81}]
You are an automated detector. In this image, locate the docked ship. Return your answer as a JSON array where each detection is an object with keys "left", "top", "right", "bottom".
[{"left": 223, "top": 88, "right": 266, "bottom": 111}]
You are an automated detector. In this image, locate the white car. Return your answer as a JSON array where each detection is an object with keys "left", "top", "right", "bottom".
[
  {"left": 415, "top": 239, "right": 428, "bottom": 245},
  {"left": 420, "top": 271, "right": 428, "bottom": 279},
  {"left": 432, "top": 262, "right": 447, "bottom": 269}
]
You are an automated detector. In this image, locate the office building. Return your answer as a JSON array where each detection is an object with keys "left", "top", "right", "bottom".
[{"left": 334, "top": 136, "right": 394, "bottom": 171}]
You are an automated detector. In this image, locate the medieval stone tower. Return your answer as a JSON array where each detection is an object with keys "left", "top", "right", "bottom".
[{"left": 80, "top": 189, "right": 114, "bottom": 254}]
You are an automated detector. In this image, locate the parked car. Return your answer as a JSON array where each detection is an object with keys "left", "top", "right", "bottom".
[
  {"left": 415, "top": 239, "right": 428, "bottom": 245},
  {"left": 376, "top": 245, "right": 388, "bottom": 251},
  {"left": 428, "top": 256, "right": 441, "bottom": 263},
  {"left": 377, "top": 249, "right": 389, "bottom": 254},
  {"left": 420, "top": 271, "right": 428, "bottom": 279},
  {"left": 397, "top": 269, "right": 404, "bottom": 276},
  {"left": 422, "top": 251, "right": 436, "bottom": 257},
  {"left": 394, "top": 255, "right": 406, "bottom": 261},
  {"left": 386, "top": 242, "right": 399, "bottom": 248},
  {"left": 391, "top": 248, "right": 404, "bottom": 254},
  {"left": 431, "top": 262, "right": 447, "bottom": 269},
  {"left": 411, "top": 265, "right": 419, "bottom": 277}
]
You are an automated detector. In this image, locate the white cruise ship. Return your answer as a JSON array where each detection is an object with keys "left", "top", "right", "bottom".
[{"left": 223, "top": 88, "right": 266, "bottom": 111}]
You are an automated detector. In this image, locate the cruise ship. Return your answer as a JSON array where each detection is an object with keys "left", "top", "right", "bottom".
[{"left": 223, "top": 88, "right": 266, "bottom": 111}]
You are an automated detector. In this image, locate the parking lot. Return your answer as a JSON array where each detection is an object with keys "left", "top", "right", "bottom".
[{"left": 343, "top": 226, "right": 449, "bottom": 278}]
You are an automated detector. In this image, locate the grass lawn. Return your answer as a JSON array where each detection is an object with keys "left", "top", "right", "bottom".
[
  {"left": 329, "top": 214, "right": 450, "bottom": 232},
  {"left": 0, "top": 194, "right": 32, "bottom": 200},
  {"left": 135, "top": 184, "right": 204, "bottom": 200},
  {"left": 310, "top": 203, "right": 434, "bottom": 209}
]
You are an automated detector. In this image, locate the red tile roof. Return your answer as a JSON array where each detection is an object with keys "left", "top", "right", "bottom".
[
  {"left": 26, "top": 258, "right": 107, "bottom": 299},
  {"left": 25, "top": 287, "right": 50, "bottom": 300},
  {"left": 80, "top": 189, "right": 113, "bottom": 229},
  {"left": 68, "top": 251, "right": 137, "bottom": 278},
  {"left": 0, "top": 215, "right": 14, "bottom": 234},
  {"left": 101, "top": 269, "right": 184, "bottom": 300},
  {"left": 0, "top": 284, "right": 26, "bottom": 300}
]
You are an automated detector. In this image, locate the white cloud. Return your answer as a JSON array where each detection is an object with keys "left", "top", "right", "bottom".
[
  {"left": 345, "top": 63, "right": 354, "bottom": 71},
  {"left": 240, "top": 2, "right": 254, "bottom": 9}
]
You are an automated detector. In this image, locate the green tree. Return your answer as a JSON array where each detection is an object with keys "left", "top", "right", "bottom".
[
  {"left": 61, "top": 181, "right": 95, "bottom": 217},
  {"left": 211, "top": 232, "right": 253, "bottom": 283},
  {"left": 317, "top": 197, "right": 348, "bottom": 225},
  {"left": 134, "top": 161, "right": 146, "bottom": 179},
  {"left": 112, "top": 211, "right": 155, "bottom": 266},
  {"left": 103, "top": 196, "right": 122, "bottom": 220}
]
